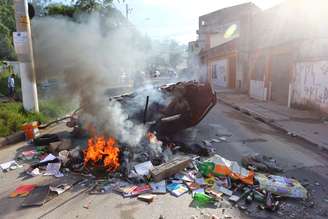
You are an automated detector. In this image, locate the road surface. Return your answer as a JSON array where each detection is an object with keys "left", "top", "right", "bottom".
[{"left": 0, "top": 102, "right": 327, "bottom": 219}]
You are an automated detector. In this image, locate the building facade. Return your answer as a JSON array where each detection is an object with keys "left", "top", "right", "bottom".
[
  {"left": 192, "top": 0, "right": 328, "bottom": 114},
  {"left": 248, "top": 0, "right": 328, "bottom": 113},
  {"left": 196, "top": 3, "right": 260, "bottom": 91}
]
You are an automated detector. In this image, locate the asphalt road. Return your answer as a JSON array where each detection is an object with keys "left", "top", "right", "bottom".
[{"left": 0, "top": 102, "right": 327, "bottom": 219}]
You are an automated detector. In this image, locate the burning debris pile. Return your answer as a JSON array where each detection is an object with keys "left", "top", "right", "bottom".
[{"left": 2, "top": 120, "right": 311, "bottom": 218}]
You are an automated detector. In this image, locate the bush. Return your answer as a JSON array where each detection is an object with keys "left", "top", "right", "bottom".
[{"left": 0, "top": 102, "right": 46, "bottom": 137}]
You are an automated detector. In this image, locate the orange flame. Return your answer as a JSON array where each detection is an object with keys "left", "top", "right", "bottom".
[{"left": 84, "top": 136, "right": 120, "bottom": 172}]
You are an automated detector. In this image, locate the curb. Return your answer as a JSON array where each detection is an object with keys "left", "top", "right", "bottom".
[
  {"left": 0, "top": 131, "right": 25, "bottom": 148},
  {"left": 217, "top": 95, "right": 328, "bottom": 152}
]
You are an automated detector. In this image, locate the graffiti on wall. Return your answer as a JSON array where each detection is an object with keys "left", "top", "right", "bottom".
[{"left": 294, "top": 61, "right": 328, "bottom": 110}]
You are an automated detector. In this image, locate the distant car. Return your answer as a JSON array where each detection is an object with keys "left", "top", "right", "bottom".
[{"left": 153, "top": 70, "right": 160, "bottom": 78}]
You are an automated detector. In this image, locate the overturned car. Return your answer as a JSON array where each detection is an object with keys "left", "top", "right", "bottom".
[{"left": 68, "top": 81, "right": 217, "bottom": 136}]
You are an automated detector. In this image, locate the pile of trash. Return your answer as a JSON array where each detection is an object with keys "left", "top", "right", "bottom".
[{"left": 1, "top": 131, "right": 308, "bottom": 214}]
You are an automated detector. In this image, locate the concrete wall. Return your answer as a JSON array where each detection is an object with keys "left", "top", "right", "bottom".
[
  {"left": 292, "top": 61, "right": 328, "bottom": 113},
  {"left": 250, "top": 80, "right": 267, "bottom": 101}
]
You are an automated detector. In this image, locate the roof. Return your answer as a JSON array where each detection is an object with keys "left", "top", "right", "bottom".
[{"left": 199, "top": 2, "right": 260, "bottom": 19}]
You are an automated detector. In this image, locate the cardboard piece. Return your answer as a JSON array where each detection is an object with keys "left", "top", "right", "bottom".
[
  {"left": 21, "top": 185, "right": 50, "bottom": 207},
  {"left": 150, "top": 157, "right": 191, "bottom": 182}
]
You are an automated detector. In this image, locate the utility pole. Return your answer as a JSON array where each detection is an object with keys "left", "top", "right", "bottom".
[
  {"left": 13, "top": 0, "right": 39, "bottom": 112},
  {"left": 125, "top": 3, "right": 132, "bottom": 20}
]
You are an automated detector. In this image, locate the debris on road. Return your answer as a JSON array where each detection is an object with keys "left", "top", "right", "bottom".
[
  {"left": 21, "top": 185, "right": 50, "bottom": 207},
  {"left": 150, "top": 181, "right": 166, "bottom": 194},
  {"left": 0, "top": 160, "right": 23, "bottom": 172},
  {"left": 241, "top": 153, "right": 282, "bottom": 173},
  {"left": 202, "top": 154, "right": 254, "bottom": 185},
  {"left": 50, "top": 184, "right": 72, "bottom": 195},
  {"left": 137, "top": 194, "right": 156, "bottom": 203},
  {"left": 10, "top": 184, "right": 36, "bottom": 198},
  {"left": 167, "top": 183, "right": 189, "bottom": 197},
  {"left": 4, "top": 124, "right": 310, "bottom": 218},
  {"left": 255, "top": 173, "right": 308, "bottom": 199},
  {"left": 150, "top": 156, "right": 191, "bottom": 182},
  {"left": 44, "top": 162, "right": 64, "bottom": 177}
]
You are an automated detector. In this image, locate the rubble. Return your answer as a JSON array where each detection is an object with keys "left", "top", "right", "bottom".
[{"left": 241, "top": 153, "right": 282, "bottom": 173}]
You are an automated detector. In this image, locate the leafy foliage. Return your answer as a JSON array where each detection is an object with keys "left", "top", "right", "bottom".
[
  {"left": 0, "top": 0, "right": 16, "bottom": 60},
  {"left": 0, "top": 102, "right": 46, "bottom": 137},
  {"left": 46, "top": 4, "right": 76, "bottom": 17}
]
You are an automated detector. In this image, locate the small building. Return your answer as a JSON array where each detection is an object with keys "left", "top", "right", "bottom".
[
  {"left": 196, "top": 3, "right": 260, "bottom": 90},
  {"left": 248, "top": 0, "right": 328, "bottom": 113}
]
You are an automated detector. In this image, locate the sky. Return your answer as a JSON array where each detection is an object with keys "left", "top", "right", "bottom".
[
  {"left": 115, "top": 0, "right": 285, "bottom": 44},
  {"left": 52, "top": 0, "right": 285, "bottom": 44}
]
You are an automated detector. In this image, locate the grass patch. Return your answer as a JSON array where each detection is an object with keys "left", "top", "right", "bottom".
[{"left": 0, "top": 100, "right": 75, "bottom": 137}]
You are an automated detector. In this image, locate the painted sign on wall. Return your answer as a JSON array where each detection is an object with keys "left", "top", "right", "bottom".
[{"left": 293, "top": 61, "right": 328, "bottom": 112}]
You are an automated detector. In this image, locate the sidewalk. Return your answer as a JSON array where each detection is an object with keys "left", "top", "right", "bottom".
[{"left": 216, "top": 89, "right": 328, "bottom": 151}]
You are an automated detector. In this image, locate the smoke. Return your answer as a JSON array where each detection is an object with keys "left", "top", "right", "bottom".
[{"left": 31, "top": 13, "right": 149, "bottom": 145}]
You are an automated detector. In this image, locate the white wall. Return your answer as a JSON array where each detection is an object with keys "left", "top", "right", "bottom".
[
  {"left": 293, "top": 61, "right": 328, "bottom": 112},
  {"left": 250, "top": 80, "right": 267, "bottom": 101}
]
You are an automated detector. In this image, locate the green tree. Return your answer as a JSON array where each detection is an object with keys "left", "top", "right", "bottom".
[
  {"left": 0, "top": 0, "right": 16, "bottom": 60},
  {"left": 45, "top": 3, "right": 76, "bottom": 17},
  {"left": 73, "top": 0, "right": 114, "bottom": 13}
]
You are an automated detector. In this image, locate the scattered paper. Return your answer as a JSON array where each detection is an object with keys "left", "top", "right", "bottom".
[
  {"left": 0, "top": 160, "right": 22, "bottom": 171},
  {"left": 44, "top": 162, "right": 63, "bottom": 177},
  {"left": 134, "top": 161, "right": 153, "bottom": 176},
  {"left": 50, "top": 184, "right": 71, "bottom": 194},
  {"left": 28, "top": 168, "right": 41, "bottom": 176},
  {"left": 40, "top": 154, "right": 57, "bottom": 163}
]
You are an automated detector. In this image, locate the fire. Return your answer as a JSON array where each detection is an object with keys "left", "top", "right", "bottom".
[{"left": 84, "top": 136, "right": 120, "bottom": 172}]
